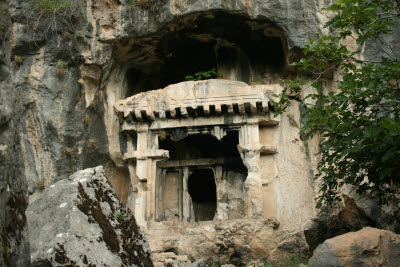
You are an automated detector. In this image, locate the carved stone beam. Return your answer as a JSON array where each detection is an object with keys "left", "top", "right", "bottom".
[
  {"left": 203, "top": 105, "right": 210, "bottom": 116},
  {"left": 238, "top": 103, "right": 246, "bottom": 115},
  {"left": 144, "top": 110, "right": 155, "bottom": 121},
  {"left": 169, "top": 108, "right": 177, "bottom": 118},
  {"left": 135, "top": 109, "right": 143, "bottom": 121},
  {"left": 249, "top": 102, "right": 257, "bottom": 114},
  {"left": 215, "top": 104, "right": 222, "bottom": 115},
  {"left": 227, "top": 104, "right": 234, "bottom": 115},
  {"left": 262, "top": 100, "right": 269, "bottom": 113},
  {"left": 181, "top": 107, "right": 189, "bottom": 118},
  {"left": 158, "top": 110, "right": 166, "bottom": 120}
]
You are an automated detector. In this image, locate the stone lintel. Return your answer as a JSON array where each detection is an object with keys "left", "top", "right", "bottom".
[
  {"left": 124, "top": 150, "right": 170, "bottom": 161},
  {"left": 238, "top": 144, "right": 277, "bottom": 154},
  {"left": 157, "top": 157, "right": 238, "bottom": 168},
  {"left": 122, "top": 115, "right": 278, "bottom": 132}
]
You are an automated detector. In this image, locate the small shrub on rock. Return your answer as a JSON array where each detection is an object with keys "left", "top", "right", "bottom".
[
  {"left": 61, "top": 147, "right": 73, "bottom": 158},
  {"left": 29, "top": 0, "right": 85, "bottom": 33},
  {"left": 83, "top": 113, "right": 90, "bottom": 127},
  {"left": 115, "top": 211, "right": 126, "bottom": 223},
  {"left": 88, "top": 139, "right": 98, "bottom": 150},
  {"left": 55, "top": 59, "right": 68, "bottom": 77},
  {"left": 185, "top": 68, "right": 223, "bottom": 81},
  {"left": 14, "top": 55, "right": 23, "bottom": 66}
]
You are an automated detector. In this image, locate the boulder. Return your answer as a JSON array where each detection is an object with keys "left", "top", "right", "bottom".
[
  {"left": 304, "top": 194, "right": 375, "bottom": 253},
  {"left": 309, "top": 227, "right": 400, "bottom": 267},
  {"left": 27, "top": 166, "right": 153, "bottom": 267}
]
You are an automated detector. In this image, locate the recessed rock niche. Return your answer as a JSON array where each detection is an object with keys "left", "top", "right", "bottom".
[
  {"left": 120, "top": 12, "right": 288, "bottom": 97},
  {"left": 114, "top": 13, "right": 290, "bottom": 264}
]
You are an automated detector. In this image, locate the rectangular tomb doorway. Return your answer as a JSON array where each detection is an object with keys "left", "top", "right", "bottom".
[
  {"left": 188, "top": 168, "right": 217, "bottom": 221},
  {"left": 155, "top": 130, "right": 247, "bottom": 222}
]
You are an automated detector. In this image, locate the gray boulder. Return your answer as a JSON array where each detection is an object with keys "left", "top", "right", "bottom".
[
  {"left": 309, "top": 227, "right": 400, "bottom": 267},
  {"left": 27, "top": 166, "right": 154, "bottom": 267}
]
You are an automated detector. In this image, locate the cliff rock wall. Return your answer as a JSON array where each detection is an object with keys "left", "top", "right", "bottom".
[
  {"left": 7, "top": 0, "right": 332, "bottom": 197},
  {"left": 0, "top": 0, "right": 30, "bottom": 265}
]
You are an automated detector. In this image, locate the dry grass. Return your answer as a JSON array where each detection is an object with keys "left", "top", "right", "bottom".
[
  {"left": 14, "top": 55, "right": 23, "bottom": 66},
  {"left": 83, "top": 113, "right": 90, "bottom": 127},
  {"left": 88, "top": 139, "right": 98, "bottom": 150},
  {"left": 62, "top": 31, "right": 72, "bottom": 40},
  {"left": 61, "top": 147, "right": 73, "bottom": 158}
]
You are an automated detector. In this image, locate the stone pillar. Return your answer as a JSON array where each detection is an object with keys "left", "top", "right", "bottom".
[
  {"left": 238, "top": 119, "right": 263, "bottom": 218},
  {"left": 126, "top": 161, "right": 137, "bottom": 213},
  {"left": 134, "top": 129, "right": 149, "bottom": 228},
  {"left": 124, "top": 127, "right": 169, "bottom": 228},
  {"left": 214, "top": 165, "right": 228, "bottom": 220},
  {"left": 182, "top": 167, "right": 195, "bottom": 222}
]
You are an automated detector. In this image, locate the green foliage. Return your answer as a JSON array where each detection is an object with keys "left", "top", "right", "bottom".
[
  {"left": 207, "top": 259, "right": 222, "bottom": 267},
  {"left": 75, "top": 30, "right": 85, "bottom": 38},
  {"left": 185, "top": 68, "right": 223, "bottom": 81},
  {"left": 253, "top": 256, "right": 303, "bottom": 267},
  {"left": 115, "top": 211, "right": 126, "bottom": 223},
  {"left": 56, "top": 59, "right": 68, "bottom": 69},
  {"left": 205, "top": 256, "right": 303, "bottom": 267},
  {"left": 273, "top": 0, "right": 400, "bottom": 207},
  {"left": 55, "top": 59, "right": 68, "bottom": 77},
  {"left": 33, "top": 0, "right": 74, "bottom": 14},
  {"left": 30, "top": 0, "right": 85, "bottom": 33},
  {"left": 130, "top": 0, "right": 166, "bottom": 11}
]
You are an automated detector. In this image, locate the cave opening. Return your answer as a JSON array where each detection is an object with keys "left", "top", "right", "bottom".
[
  {"left": 124, "top": 12, "right": 288, "bottom": 96},
  {"left": 188, "top": 169, "right": 217, "bottom": 221},
  {"left": 156, "top": 130, "right": 248, "bottom": 222},
  {"left": 159, "top": 130, "right": 245, "bottom": 164}
]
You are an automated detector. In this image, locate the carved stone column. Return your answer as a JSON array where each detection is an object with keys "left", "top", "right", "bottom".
[
  {"left": 124, "top": 126, "right": 169, "bottom": 229},
  {"left": 214, "top": 165, "right": 228, "bottom": 220},
  {"left": 238, "top": 119, "right": 263, "bottom": 218}
]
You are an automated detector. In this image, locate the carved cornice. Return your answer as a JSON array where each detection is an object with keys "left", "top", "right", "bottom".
[{"left": 114, "top": 79, "right": 280, "bottom": 122}]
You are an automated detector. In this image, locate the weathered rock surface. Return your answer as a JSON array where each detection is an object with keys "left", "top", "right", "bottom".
[
  {"left": 27, "top": 166, "right": 154, "bottom": 267},
  {"left": 0, "top": 0, "right": 30, "bottom": 266},
  {"left": 2, "top": 0, "right": 399, "bottom": 265},
  {"left": 304, "top": 194, "right": 376, "bottom": 252},
  {"left": 114, "top": 79, "right": 272, "bottom": 122},
  {"left": 166, "top": 259, "right": 207, "bottom": 267},
  {"left": 309, "top": 227, "right": 400, "bottom": 267},
  {"left": 146, "top": 218, "right": 308, "bottom": 266},
  {"left": 6, "top": 0, "right": 332, "bottom": 197}
]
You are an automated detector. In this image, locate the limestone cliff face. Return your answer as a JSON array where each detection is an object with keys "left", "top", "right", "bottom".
[
  {"left": 0, "top": 0, "right": 30, "bottom": 265},
  {"left": 2, "top": 0, "right": 400, "bottom": 265},
  {"left": 2, "top": 1, "right": 332, "bottom": 264},
  {"left": 7, "top": 0, "right": 330, "bottom": 199}
]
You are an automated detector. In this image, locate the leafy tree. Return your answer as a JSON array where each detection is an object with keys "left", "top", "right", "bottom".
[{"left": 274, "top": 0, "right": 400, "bottom": 207}]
